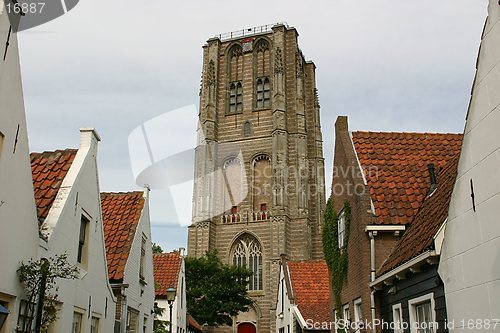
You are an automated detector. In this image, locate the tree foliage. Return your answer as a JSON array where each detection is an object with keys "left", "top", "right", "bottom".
[
  {"left": 17, "top": 254, "right": 79, "bottom": 333},
  {"left": 185, "top": 250, "right": 253, "bottom": 326},
  {"left": 152, "top": 243, "right": 164, "bottom": 254},
  {"left": 322, "top": 197, "right": 351, "bottom": 321}
]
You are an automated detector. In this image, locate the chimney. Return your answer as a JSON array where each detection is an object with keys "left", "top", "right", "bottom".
[
  {"left": 179, "top": 247, "right": 186, "bottom": 256},
  {"left": 427, "top": 163, "right": 437, "bottom": 194},
  {"left": 79, "top": 127, "right": 101, "bottom": 149}
]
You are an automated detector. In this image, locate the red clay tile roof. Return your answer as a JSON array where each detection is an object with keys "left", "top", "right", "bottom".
[
  {"left": 288, "top": 260, "right": 332, "bottom": 325},
  {"left": 101, "top": 191, "right": 145, "bottom": 282},
  {"left": 187, "top": 314, "right": 202, "bottom": 332},
  {"left": 351, "top": 131, "right": 462, "bottom": 225},
  {"left": 153, "top": 251, "right": 182, "bottom": 298},
  {"left": 31, "top": 149, "right": 78, "bottom": 223},
  {"left": 378, "top": 154, "right": 460, "bottom": 276}
]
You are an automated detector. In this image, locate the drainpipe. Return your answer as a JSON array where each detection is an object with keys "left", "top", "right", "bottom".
[{"left": 369, "top": 232, "right": 376, "bottom": 333}]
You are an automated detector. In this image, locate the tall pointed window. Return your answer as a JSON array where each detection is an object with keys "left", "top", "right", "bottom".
[
  {"left": 256, "top": 78, "right": 271, "bottom": 109},
  {"left": 229, "top": 82, "right": 243, "bottom": 113},
  {"left": 228, "top": 44, "right": 243, "bottom": 113},
  {"left": 232, "top": 234, "right": 263, "bottom": 291},
  {"left": 254, "top": 39, "right": 271, "bottom": 109}
]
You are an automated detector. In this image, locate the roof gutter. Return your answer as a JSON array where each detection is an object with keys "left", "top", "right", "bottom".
[
  {"left": 365, "top": 225, "right": 405, "bottom": 235},
  {"left": 370, "top": 250, "right": 438, "bottom": 289}
]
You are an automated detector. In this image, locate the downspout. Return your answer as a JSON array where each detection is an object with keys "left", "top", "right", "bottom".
[{"left": 369, "top": 231, "right": 376, "bottom": 333}]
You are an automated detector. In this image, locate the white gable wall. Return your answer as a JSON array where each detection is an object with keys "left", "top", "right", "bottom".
[
  {"left": 0, "top": 4, "right": 40, "bottom": 332},
  {"left": 40, "top": 129, "right": 116, "bottom": 333},
  {"left": 122, "top": 189, "right": 155, "bottom": 333},
  {"left": 438, "top": 1, "right": 500, "bottom": 331},
  {"left": 275, "top": 262, "right": 296, "bottom": 333}
]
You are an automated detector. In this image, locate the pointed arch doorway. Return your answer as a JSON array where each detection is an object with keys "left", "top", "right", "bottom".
[{"left": 237, "top": 322, "right": 256, "bottom": 333}]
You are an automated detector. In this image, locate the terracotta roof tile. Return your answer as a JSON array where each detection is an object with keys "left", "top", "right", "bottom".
[
  {"left": 30, "top": 149, "right": 78, "bottom": 224},
  {"left": 101, "top": 192, "right": 145, "bottom": 282},
  {"left": 352, "top": 131, "right": 462, "bottom": 225},
  {"left": 288, "top": 260, "right": 332, "bottom": 324},
  {"left": 187, "top": 314, "right": 202, "bottom": 332},
  {"left": 378, "top": 154, "right": 460, "bottom": 275},
  {"left": 153, "top": 251, "right": 182, "bottom": 298}
]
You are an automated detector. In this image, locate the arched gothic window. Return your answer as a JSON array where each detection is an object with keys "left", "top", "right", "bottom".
[
  {"left": 223, "top": 158, "right": 243, "bottom": 214},
  {"left": 232, "top": 234, "right": 263, "bottom": 291},
  {"left": 254, "top": 40, "right": 271, "bottom": 109}
]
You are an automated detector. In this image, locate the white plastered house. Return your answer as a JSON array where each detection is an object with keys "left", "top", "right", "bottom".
[
  {"left": 101, "top": 190, "right": 155, "bottom": 333},
  {"left": 31, "top": 129, "right": 116, "bottom": 333},
  {"left": 0, "top": 2, "right": 40, "bottom": 332}
]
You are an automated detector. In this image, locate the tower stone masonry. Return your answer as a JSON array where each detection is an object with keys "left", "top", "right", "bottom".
[{"left": 187, "top": 23, "right": 326, "bottom": 333}]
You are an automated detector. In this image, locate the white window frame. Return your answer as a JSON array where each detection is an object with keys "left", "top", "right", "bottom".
[
  {"left": 353, "top": 298, "right": 362, "bottom": 331},
  {"left": 408, "top": 293, "right": 436, "bottom": 333},
  {"left": 338, "top": 211, "right": 346, "bottom": 249},
  {"left": 392, "top": 303, "right": 403, "bottom": 333},
  {"left": 342, "top": 303, "right": 350, "bottom": 326}
]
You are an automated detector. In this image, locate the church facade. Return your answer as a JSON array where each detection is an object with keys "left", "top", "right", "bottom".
[{"left": 187, "top": 23, "right": 325, "bottom": 333}]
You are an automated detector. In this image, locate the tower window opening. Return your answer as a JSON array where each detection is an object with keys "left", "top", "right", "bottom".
[
  {"left": 256, "top": 77, "right": 271, "bottom": 109},
  {"left": 229, "top": 82, "right": 243, "bottom": 113}
]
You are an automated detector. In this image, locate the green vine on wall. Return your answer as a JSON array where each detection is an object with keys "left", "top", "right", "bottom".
[
  {"left": 17, "top": 254, "right": 79, "bottom": 333},
  {"left": 322, "top": 197, "right": 351, "bottom": 323}
]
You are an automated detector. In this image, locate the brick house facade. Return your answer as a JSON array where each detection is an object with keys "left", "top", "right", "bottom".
[{"left": 331, "top": 116, "right": 462, "bottom": 331}]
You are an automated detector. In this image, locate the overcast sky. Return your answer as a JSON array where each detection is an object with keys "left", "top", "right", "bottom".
[{"left": 18, "top": 0, "right": 488, "bottom": 252}]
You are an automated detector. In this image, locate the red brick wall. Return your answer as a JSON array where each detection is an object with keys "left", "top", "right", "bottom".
[{"left": 330, "top": 117, "right": 400, "bottom": 329}]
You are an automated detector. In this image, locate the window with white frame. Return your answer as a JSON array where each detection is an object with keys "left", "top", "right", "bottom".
[
  {"left": 342, "top": 303, "right": 350, "bottom": 325},
  {"left": 392, "top": 303, "right": 403, "bottom": 333},
  {"left": 353, "top": 298, "right": 362, "bottom": 331},
  {"left": 72, "top": 312, "right": 83, "bottom": 333},
  {"left": 409, "top": 294, "right": 436, "bottom": 333},
  {"left": 338, "top": 212, "right": 346, "bottom": 249}
]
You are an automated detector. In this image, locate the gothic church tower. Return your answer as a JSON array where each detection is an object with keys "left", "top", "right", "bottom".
[{"left": 188, "top": 23, "right": 325, "bottom": 333}]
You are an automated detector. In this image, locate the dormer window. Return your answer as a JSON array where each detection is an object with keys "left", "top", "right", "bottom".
[{"left": 229, "top": 82, "right": 243, "bottom": 113}]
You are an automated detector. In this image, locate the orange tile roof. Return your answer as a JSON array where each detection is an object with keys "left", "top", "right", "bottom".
[
  {"left": 288, "top": 260, "right": 332, "bottom": 324},
  {"left": 351, "top": 131, "right": 462, "bottom": 225},
  {"left": 153, "top": 251, "right": 182, "bottom": 298},
  {"left": 101, "top": 191, "right": 145, "bottom": 282},
  {"left": 31, "top": 149, "right": 78, "bottom": 224},
  {"left": 187, "top": 314, "right": 202, "bottom": 332},
  {"left": 378, "top": 154, "right": 460, "bottom": 275}
]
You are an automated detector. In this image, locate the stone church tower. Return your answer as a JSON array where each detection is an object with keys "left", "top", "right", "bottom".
[{"left": 187, "top": 23, "right": 325, "bottom": 333}]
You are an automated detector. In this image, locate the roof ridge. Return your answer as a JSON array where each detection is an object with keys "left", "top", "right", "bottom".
[
  {"left": 352, "top": 130, "right": 462, "bottom": 136},
  {"left": 30, "top": 148, "right": 78, "bottom": 156},
  {"left": 101, "top": 191, "right": 144, "bottom": 196}
]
